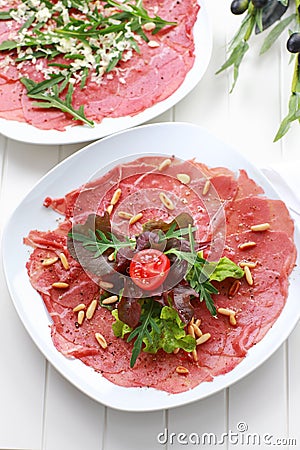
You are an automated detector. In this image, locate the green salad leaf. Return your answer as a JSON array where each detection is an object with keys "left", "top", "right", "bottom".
[
  {"left": 1, "top": 0, "right": 176, "bottom": 125},
  {"left": 142, "top": 306, "right": 196, "bottom": 354},
  {"left": 209, "top": 257, "right": 245, "bottom": 282},
  {"left": 111, "top": 300, "right": 196, "bottom": 367},
  {"left": 111, "top": 309, "right": 132, "bottom": 338}
]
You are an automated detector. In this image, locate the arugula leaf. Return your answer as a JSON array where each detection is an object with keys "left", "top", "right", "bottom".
[
  {"left": 187, "top": 256, "right": 243, "bottom": 316},
  {"left": 126, "top": 299, "right": 161, "bottom": 367},
  {"left": 195, "top": 281, "right": 219, "bottom": 317},
  {"left": 185, "top": 256, "right": 219, "bottom": 316},
  {"left": 0, "top": 11, "right": 13, "bottom": 20},
  {"left": 0, "top": 40, "right": 18, "bottom": 51},
  {"left": 1, "top": 0, "right": 176, "bottom": 128},
  {"left": 70, "top": 228, "right": 135, "bottom": 257},
  {"left": 20, "top": 78, "right": 95, "bottom": 126},
  {"left": 112, "top": 301, "right": 195, "bottom": 366},
  {"left": 24, "top": 74, "right": 66, "bottom": 95}
]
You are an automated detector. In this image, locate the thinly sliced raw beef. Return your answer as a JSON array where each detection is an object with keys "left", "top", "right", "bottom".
[
  {"left": 25, "top": 157, "right": 297, "bottom": 394},
  {"left": 0, "top": 0, "right": 199, "bottom": 130},
  {"left": 226, "top": 196, "right": 294, "bottom": 238}
]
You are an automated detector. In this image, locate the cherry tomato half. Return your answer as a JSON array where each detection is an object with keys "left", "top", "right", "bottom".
[{"left": 129, "top": 249, "right": 170, "bottom": 291}]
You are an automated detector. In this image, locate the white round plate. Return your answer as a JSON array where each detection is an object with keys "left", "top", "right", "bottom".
[
  {"left": 2, "top": 122, "right": 300, "bottom": 411},
  {"left": 0, "top": 1, "right": 211, "bottom": 146}
]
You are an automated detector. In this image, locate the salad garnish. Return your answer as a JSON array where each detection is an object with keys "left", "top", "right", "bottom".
[
  {"left": 0, "top": 0, "right": 176, "bottom": 125},
  {"left": 68, "top": 212, "right": 244, "bottom": 366}
]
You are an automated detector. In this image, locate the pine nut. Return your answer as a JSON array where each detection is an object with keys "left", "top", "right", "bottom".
[
  {"left": 159, "top": 192, "right": 174, "bottom": 210},
  {"left": 239, "top": 261, "right": 257, "bottom": 268},
  {"left": 73, "top": 303, "right": 86, "bottom": 312},
  {"left": 102, "top": 295, "right": 118, "bottom": 305},
  {"left": 129, "top": 212, "right": 143, "bottom": 225},
  {"left": 176, "top": 365, "right": 189, "bottom": 374},
  {"left": 187, "top": 324, "right": 195, "bottom": 338},
  {"left": 218, "top": 308, "right": 237, "bottom": 326},
  {"left": 244, "top": 265, "right": 253, "bottom": 286},
  {"left": 229, "top": 314, "right": 237, "bottom": 326},
  {"left": 86, "top": 299, "right": 98, "bottom": 320},
  {"left": 107, "top": 251, "right": 115, "bottom": 261},
  {"left": 238, "top": 241, "right": 256, "bottom": 250},
  {"left": 173, "top": 348, "right": 180, "bottom": 354},
  {"left": 250, "top": 222, "right": 270, "bottom": 232},
  {"left": 77, "top": 310, "right": 85, "bottom": 325},
  {"left": 99, "top": 281, "right": 114, "bottom": 290},
  {"left": 228, "top": 279, "right": 241, "bottom": 297},
  {"left": 95, "top": 332, "right": 107, "bottom": 349},
  {"left": 42, "top": 257, "right": 58, "bottom": 266},
  {"left": 192, "top": 323, "right": 203, "bottom": 338},
  {"left": 196, "top": 333, "right": 211, "bottom": 345},
  {"left": 176, "top": 173, "right": 191, "bottom": 184},
  {"left": 158, "top": 158, "right": 172, "bottom": 171},
  {"left": 202, "top": 179, "right": 211, "bottom": 196},
  {"left": 106, "top": 204, "right": 114, "bottom": 215},
  {"left": 143, "top": 22, "right": 156, "bottom": 31},
  {"left": 192, "top": 349, "right": 198, "bottom": 362},
  {"left": 148, "top": 40, "right": 159, "bottom": 48},
  {"left": 110, "top": 188, "right": 122, "bottom": 205},
  {"left": 59, "top": 252, "right": 69, "bottom": 270},
  {"left": 218, "top": 307, "right": 236, "bottom": 317},
  {"left": 195, "top": 318, "right": 201, "bottom": 327},
  {"left": 52, "top": 282, "right": 69, "bottom": 289},
  {"left": 117, "top": 211, "right": 133, "bottom": 220}
]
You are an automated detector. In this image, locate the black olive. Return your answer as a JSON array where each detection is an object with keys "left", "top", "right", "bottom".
[
  {"left": 287, "top": 33, "right": 300, "bottom": 54},
  {"left": 252, "top": 0, "right": 268, "bottom": 8},
  {"left": 255, "top": 0, "right": 288, "bottom": 34},
  {"left": 230, "top": 0, "right": 249, "bottom": 14}
]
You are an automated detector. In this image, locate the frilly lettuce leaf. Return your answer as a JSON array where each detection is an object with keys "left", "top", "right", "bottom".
[
  {"left": 111, "top": 303, "right": 195, "bottom": 359},
  {"left": 142, "top": 306, "right": 196, "bottom": 354},
  {"left": 111, "top": 309, "right": 132, "bottom": 339},
  {"left": 209, "top": 257, "right": 244, "bottom": 282}
]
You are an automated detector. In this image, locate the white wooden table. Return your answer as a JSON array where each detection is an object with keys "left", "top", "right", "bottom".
[{"left": 1, "top": 2, "right": 299, "bottom": 449}]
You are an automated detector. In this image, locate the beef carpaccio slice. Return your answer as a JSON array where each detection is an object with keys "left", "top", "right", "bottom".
[
  {"left": 24, "top": 156, "right": 296, "bottom": 394},
  {"left": 0, "top": 0, "right": 199, "bottom": 131}
]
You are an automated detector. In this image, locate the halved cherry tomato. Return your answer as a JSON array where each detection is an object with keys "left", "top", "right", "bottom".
[{"left": 129, "top": 249, "right": 170, "bottom": 291}]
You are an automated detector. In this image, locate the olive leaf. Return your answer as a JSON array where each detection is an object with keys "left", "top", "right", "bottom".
[
  {"left": 274, "top": 92, "right": 300, "bottom": 141},
  {"left": 274, "top": 54, "right": 300, "bottom": 141},
  {"left": 216, "top": 7, "right": 257, "bottom": 92},
  {"left": 218, "top": 0, "right": 299, "bottom": 140},
  {"left": 260, "top": 13, "right": 296, "bottom": 54},
  {"left": 255, "top": 0, "right": 289, "bottom": 34},
  {"left": 279, "top": 0, "right": 289, "bottom": 6},
  {"left": 216, "top": 41, "right": 249, "bottom": 92}
]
